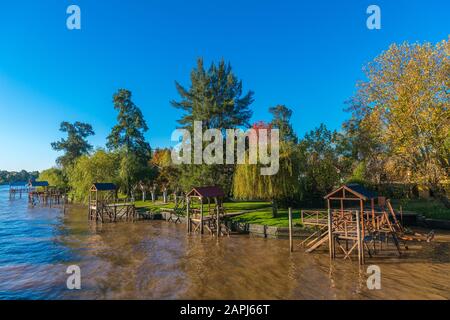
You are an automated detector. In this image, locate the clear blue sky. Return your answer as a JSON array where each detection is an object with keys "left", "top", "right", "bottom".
[{"left": 0, "top": 0, "right": 448, "bottom": 171}]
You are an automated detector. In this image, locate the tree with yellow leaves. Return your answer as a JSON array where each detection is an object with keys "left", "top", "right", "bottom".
[{"left": 348, "top": 38, "right": 450, "bottom": 207}]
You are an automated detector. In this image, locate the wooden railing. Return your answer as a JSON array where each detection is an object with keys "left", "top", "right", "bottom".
[{"left": 301, "top": 210, "right": 328, "bottom": 226}]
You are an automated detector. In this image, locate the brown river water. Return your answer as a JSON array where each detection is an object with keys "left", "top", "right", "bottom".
[{"left": 0, "top": 186, "right": 449, "bottom": 300}]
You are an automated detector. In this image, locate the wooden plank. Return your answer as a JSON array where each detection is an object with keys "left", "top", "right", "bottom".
[
  {"left": 288, "top": 208, "right": 293, "bottom": 252},
  {"left": 306, "top": 232, "right": 329, "bottom": 253}
]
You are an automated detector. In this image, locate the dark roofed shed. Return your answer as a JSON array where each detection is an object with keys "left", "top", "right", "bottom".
[
  {"left": 91, "top": 183, "right": 117, "bottom": 191},
  {"left": 186, "top": 186, "right": 225, "bottom": 198},
  {"left": 324, "top": 184, "right": 377, "bottom": 201},
  {"left": 28, "top": 181, "right": 49, "bottom": 187}
]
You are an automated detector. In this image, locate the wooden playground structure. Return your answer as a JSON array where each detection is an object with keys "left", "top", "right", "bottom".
[
  {"left": 186, "top": 186, "right": 230, "bottom": 237},
  {"left": 300, "top": 184, "right": 434, "bottom": 264},
  {"left": 88, "top": 183, "right": 136, "bottom": 223}
]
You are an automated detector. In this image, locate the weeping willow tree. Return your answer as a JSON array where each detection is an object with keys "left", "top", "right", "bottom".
[{"left": 233, "top": 139, "right": 300, "bottom": 218}]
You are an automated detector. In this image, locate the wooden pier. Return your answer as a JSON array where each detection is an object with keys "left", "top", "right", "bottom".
[
  {"left": 28, "top": 190, "right": 65, "bottom": 206},
  {"left": 88, "top": 183, "right": 136, "bottom": 223},
  {"left": 26, "top": 181, "right": 65, "bottom": 207},
  {"left": 10, "top": 180, "right": 66, "bottom": 207},
  {"left": 9, "top": 181, "right": 29, "bottom": 199},
  {"left": 186, "top": 186, "right": 230, "bottom": 237}
]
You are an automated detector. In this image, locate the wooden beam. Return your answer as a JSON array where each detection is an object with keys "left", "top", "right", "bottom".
[
  {"left": 288, "top": 208, "right": 293, "bottom": 252},
  {"left": 327, "top": 199, "right": 334, "bottom": 259},
  {"left": 216, "top": 204, "right": 220, "bottom": 238},
  {"left": 200, "top": 198, "right": 204, "bottom": 234},
  {"left": 356, "top": 209, "right": 363, "bottom": 265},
  {"left": 186, "top": 197, "right": 190, "bottom": 233}
]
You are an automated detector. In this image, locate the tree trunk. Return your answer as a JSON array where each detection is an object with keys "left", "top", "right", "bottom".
[
  {"left": 271, "top": 199, "right": 278, "bottom": 218},
  {"left": 151, "top": 191, "right": 155, "bottom": 202},
  {"left": 163, "top": 190, "right": 167, "bottom": 204}
]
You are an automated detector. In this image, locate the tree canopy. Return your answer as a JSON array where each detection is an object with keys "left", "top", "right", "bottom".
[
  {"left": 107, "top": 89, "right": 152, "bottom": 195},
  {"left": 37, "top": 168, "right": 66, "bottom": 189},
  {"left": 171, "top": 58, "right": 254, "bottom": 131},
  {"left": 171, "top": 58, "right": 255, "bottom": 194},
  {"left": 298, "top": 124, "right": 343, "bottom": 198},
  {"left": 233, "top": 118, "right": 301, "bottom": 217},
  {"left": 51, "top": 121, "right": 95, "bottom": 168},
  {"left": 269, "top": 105, "right": 298, "bottom": 144},
  {"left": 347, "top": 39, "right": 450, "bottom": 207},
  {"left": 107, "top": 89, "right": 151, "bottom": 159},
  {"left": 66, "top": 150, "right": 120, "bottom": 202},
  {"left": 0, "top": 170, "right": 39, "bottom": 185}
]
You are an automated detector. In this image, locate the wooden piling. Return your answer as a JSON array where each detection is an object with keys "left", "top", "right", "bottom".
[
  {"left": 186, "top": 198, "right": 190, "bottom": 233},
  {"left": 288, "top": 207, "right": 293, "bottom": 252},
  {"left": 356, "top": 210, "right": 363, "bottom": 265},
  {"left": 216, "top": 205, "right": 220, "bottom": 238},
  {"left": 200, "top": 199, "right": 204, "bottom": 234},
  {"left": 327, "top": 207, "right": 333, "bottom": 259}
]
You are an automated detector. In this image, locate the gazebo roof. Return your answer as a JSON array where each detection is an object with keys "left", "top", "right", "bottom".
[
  {"left": 28, "top": 181, "right": 49, "bottom": 187},
  {"left": 187, "top": 186, "right": 225, "bottom": 198},
  {"left": 324, "top": 184, "right": 377, "bottom": 201},
  {"left": 91, "top": 183, "right": 117, "bottom": 191}
]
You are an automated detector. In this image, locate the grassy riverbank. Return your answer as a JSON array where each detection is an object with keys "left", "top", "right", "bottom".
[
  {"left": 135, "top": 199, "right": 303, "bottom": 227},
  {"left": 135, "top": 198, "right": 450, "bottom": 227},
  {"left": 230, "top": 208, "right": 304, "bottom": 227},
  {"left": 134, "top": 200, "right": 271, "bottom": 214},
  {"left": 391, "top": 199, "right": 450, "bottom": 220}
]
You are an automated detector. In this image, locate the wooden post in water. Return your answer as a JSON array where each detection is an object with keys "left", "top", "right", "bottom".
[
  {"left": 216, "top": 205, "right": 220, "bottom": 238},
  {"left": 356, "top": 209, "right": 363, "bottom": 265},
  {"left": 288, "top": 207, "right": 293, "bottom": 252},
  {"left": 327, "top": 199, "right": 334, "bottom": 259},
  {"left": 186, "top": 197, "right": 190, "bottom": 233},
  {"left": 88, "top": 192, "right": 91, "bottom": 220},
  {"left": 200, "top": 198, "right": 204, "bottom": 235},
  {"left": 359, "top": 200, "right": 365, "bottom": 264}
]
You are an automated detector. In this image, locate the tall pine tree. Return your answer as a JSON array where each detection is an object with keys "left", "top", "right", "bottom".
[
  {"left": 107, "top": 89, "right": 151, "bottom": 195},
  {"left": 171, "top": 58, "right": 254, "bottom": 131},
  {"left": 171, "top": 58, "right": 254, "bottom": 194}
]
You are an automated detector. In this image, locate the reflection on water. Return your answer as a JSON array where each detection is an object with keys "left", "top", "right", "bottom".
[{"left": 0, "top": 186, "right": 449, "bottom": 300}]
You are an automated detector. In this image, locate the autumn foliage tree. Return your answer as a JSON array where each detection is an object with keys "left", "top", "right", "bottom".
[{"left": 347, "top": 39, "right": 450, "bottom": 207}]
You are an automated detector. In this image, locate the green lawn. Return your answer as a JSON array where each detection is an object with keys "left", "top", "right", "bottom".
[
  {"left": 135, "top": 200, "right": 271, "bottom": 214},
  {"left": 135, "top": 198, "right": 450, "bottom": 226},
  {"left": 135, "top": 201, "right": 176, "bottom": 211},
  {"left": 391, "top": 198, "right": 450, "bottom": 220},
  {"left": 230, "top": 208, "right": 304, "bottom": 227},
  {"left": 135, "top": 200, "right": 305, "bottom": 227}
]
